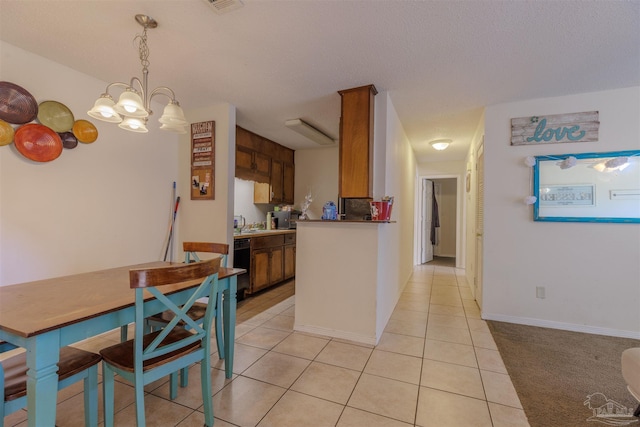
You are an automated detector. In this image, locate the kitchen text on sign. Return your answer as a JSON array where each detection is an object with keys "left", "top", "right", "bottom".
[{"left": 191, "top": 121, "right": 215, "bottom": 200}]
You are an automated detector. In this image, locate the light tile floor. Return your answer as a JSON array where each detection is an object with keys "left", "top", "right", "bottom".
[{"left": 3, "top": 263, "right": 530, "bottom": 426}]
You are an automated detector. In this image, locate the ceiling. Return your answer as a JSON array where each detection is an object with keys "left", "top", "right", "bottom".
[{"left": 1, "top": 0, "right": 638, "bottom": 163}]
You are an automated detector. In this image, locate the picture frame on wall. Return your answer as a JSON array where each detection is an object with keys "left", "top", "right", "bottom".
[{"left": 190, "top": 121, "right": 215, "bottom": 200}]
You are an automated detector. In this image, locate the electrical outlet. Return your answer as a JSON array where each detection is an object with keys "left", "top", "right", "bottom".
[{"left": 536, "top": 286, "right": 546, "bottom": 299}]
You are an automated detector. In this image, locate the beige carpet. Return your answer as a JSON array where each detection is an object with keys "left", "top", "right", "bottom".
[{"left": 488, "top": 321, "right": 640, "bottom": 427}]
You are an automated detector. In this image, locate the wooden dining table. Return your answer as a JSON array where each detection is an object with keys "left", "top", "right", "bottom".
[{"left": 0, "top": 261, "right": 245, "bottom": 427}]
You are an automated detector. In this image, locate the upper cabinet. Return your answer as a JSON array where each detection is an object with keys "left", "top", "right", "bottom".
[
  {"left": 338, "top": 84, "right": 377, "bottom": 199},
  {"left": 236, "top": 126, "right": 295, "bottom": 205},
  {"left": 236, "top": 127, "right": 271, "bottom": 183}
]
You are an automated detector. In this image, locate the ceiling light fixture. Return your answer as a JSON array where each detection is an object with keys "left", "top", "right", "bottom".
[
  {"left": 87, "top": 14, "right": 187, "bottom": 134},
  {"left": 285, "top": 119, "right": 335, "bottom": 145},
  {"left": 430, "top": 139, "right": 452, "bottom": 151}
]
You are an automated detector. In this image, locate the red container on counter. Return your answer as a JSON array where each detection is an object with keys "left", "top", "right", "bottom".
[{"left": 370, "top": 200, "right": 393, "bottom": 221}]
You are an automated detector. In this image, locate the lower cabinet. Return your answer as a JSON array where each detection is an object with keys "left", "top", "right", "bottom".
[
  {"left": 249, "top": 233, "right": 295, "bottom": 294},
  {"left": 284, "top": 235, "right": 296, "bottom": 280}
]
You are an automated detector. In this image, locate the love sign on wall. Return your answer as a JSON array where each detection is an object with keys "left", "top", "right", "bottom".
[{"left": 511, "top": 111, "right": 599, "bottom": 146}]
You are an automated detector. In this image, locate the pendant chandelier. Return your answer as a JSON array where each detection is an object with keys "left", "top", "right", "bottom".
[{"left": 87, "top": 14, "right": 187, "bottom": 134}]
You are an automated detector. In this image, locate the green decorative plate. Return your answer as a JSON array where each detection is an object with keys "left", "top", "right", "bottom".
[{"left": 37, "top": 100, "right": 74, "bottom": 132}]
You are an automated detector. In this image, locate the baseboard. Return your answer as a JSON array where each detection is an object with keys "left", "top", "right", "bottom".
[
  {"left": 293, "top": 323, "right": 378, "bottom": 346},
  {"left": 482, "top": 312, "right": 640, "bottom": 340}
]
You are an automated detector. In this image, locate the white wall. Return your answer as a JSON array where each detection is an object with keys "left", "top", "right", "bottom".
[
  {"left": 483, "top": 87, "right": 640, "bottom": 338},
  {"left": 293, "top": 146, "right": 339, "bottom": 219},
  {"left": 0, "top": 42, "right": 179, "bottom": 285},
  {"left": 176, "top": 104, "right": 236, "bottom": 263},
  {"left": 233, "top": 177, "right": 271, "bottom": 225},
  {"left": 376, "top": 92, "right": 416, "bottom": 338}
]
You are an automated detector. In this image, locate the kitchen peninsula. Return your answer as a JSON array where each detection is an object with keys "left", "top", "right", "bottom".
[{"left": 294, "top": 219, "right": 397, "bottom": 345}]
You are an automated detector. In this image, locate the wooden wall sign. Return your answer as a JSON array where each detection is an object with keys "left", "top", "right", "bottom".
[
  {"left": 190, "top": 121, "right": 215, "bottom": 200},
  {"left": 511, "top": 111, "right": 599, "bottom": 146}
]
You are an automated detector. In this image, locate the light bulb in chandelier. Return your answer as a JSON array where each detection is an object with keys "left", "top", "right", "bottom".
[
  {"left": 114, "top": 89, "right": 147, "bottom": 118},
  {"left": 119, "top": 117, "right": 149, "bottom": 133},
  {"left": 87, "top": 95, "right": 122, "bottom": 123}
]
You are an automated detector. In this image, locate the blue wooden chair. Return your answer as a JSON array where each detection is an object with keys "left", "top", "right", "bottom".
[
  {"left": 146, "top": 242, "right": 228, "bottom": 387},
  {"left": 99, "top": 257, "right": 221, "bottom": 427},
  {"left": 0, "top": 343, "right": 101, "bottom": 426}
]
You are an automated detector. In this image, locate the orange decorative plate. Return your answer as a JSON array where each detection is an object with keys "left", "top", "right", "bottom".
[
  {"left": 37, "top": 100, "right": 74, "bottom": 132},
  {"left": 72, "top": 119, "right": 98, "bottom": 143},
  {"left": 14, "top": 123, "right": 63, "bottom": 162},
  {"left": 0, "top": 119, "right": 15, "bottom": 146}
]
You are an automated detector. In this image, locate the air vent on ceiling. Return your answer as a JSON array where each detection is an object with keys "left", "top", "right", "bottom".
[{"left": 203, "top": 0, "right": 244, "bottom": 14}]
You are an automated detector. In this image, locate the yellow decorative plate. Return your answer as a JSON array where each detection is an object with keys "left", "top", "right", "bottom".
[
  {"left": 0, "top": 119, "right": 15, "bottom": 146},
  {"left": 72, "top": 119, "right": 98, "bottom": 143}
]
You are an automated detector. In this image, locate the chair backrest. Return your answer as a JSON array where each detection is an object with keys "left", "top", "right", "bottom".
[
  {"left": 183, "top": 241, "right": 229, "bottom": 267},
  {"left": 129, "top": 258, "right": 221, "bottom": 368}
]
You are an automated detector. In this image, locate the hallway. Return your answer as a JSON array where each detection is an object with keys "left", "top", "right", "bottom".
[{"left": 3, "top": 263, "right": 529, "bottom": 426}]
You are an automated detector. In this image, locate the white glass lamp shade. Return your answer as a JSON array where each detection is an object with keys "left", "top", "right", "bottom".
[
  {"left": 113, "top": 89, "right": 148, "bottom": 118},
  {"left": 118, "top": 117, "right": 149, "bottom": 133},
  {"left": 159, "top": 103, "right": 188, "bottom": 126},
  {"left": 160, "top": 123, "right": 188, "bottom": 134},
  {"left": 87, "top": 95, "right": 122, "bottom": 123},
  {"left": 430, "top": 139, "right": 451, "bottom": 151}
]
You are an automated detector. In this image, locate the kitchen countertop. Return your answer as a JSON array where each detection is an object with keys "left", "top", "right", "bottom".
[
  {"left": 297, "top": 219, "right": 396, "bottom": 223},
  {"left": 233, "top": 229, "right": 296, "bottom": 239}
]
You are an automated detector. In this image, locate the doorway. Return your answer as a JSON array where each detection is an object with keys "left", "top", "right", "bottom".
[{"left": 416, "top": 175, "right": 462, "bottom": 268}]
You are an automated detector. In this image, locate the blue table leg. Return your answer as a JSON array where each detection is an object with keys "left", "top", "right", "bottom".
[
  {"left": 222, "top": 276, "right": 236, "bottom": 378},
  {"left": 26, "top": 332, "right": 60, "bottom": 427}
]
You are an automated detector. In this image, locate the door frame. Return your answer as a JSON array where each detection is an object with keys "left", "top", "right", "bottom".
[{"left": 414, "top": 173, "right": 466, "bottom": 268}]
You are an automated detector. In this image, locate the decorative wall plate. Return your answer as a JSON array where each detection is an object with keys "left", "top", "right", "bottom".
[
  {"left": 72, "top": 119, "right": 98, "bottom": 143},
  {"left": 0, "top": 119, "right": 15, "bottom": 146},
  {"left": 37, "top": 100, "right": 74, "bottom": 132},
  {"left": 0, "top": 81, "right": 38, "bottom": 124},
  {"left": 14, "top": 123, "right": 63, "bottom": 162},
  {"left": 59, "top": 131, "right": 78, "bottom": 149}
]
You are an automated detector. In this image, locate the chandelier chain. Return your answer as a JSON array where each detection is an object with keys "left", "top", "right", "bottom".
[{"left": 135, "top": 27, "right": 151, "bottom": 71}]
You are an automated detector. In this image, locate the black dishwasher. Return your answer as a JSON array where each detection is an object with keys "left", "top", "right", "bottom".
[{"left": 233, "top": 238, "right": 251, "bottom": 300}]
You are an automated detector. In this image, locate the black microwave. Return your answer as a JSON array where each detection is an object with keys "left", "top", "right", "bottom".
[{"left": 273, "top": 211, "right": 300, "bottom": 229}]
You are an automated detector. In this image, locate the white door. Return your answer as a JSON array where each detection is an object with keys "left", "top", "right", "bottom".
[
  {"left": 421, "top": 179, "right": 434, "bottom": 263},
  {"left": 475, "top": 143, "right": 484, "bottom": 307}
]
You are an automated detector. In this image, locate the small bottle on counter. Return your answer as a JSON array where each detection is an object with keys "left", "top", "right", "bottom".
[{"left": 266, "top": 212, "right": 272, "bottom": 230}]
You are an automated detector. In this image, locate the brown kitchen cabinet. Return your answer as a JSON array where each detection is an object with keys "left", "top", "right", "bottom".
[
  {"left": 283, "top": 233, "right": 296, "bottom": 280},
  {"left": 236, "top": 126, "right": 295, "bottom": 204},
  {"left": 236, "top": 128, "right": 271, "bottom": 183},
  {"left": 254, "top": 159, "right": 294, "bottom": 204},
  {"left": 252, "top": 246, "right": 284, "bottom": 293},
  {"left": 338, "top": 84, "right": 377, "bottom": 198},
  {"left": 249, "top": 233, "right": 292, "bottom": 294},
  {"left": 283, "top": 162, "right": 295, "bottom": 204}
]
